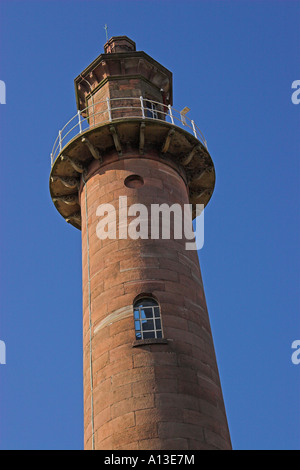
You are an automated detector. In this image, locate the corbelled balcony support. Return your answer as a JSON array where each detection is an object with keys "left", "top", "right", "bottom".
[
  {"left": 60, "top": 155, "right": 85, "bottom": 173},
  {"left": 161, "top": 128, "right": 175, "bottom": 154},
  {"left": 81, "top": 137, "right": 102, "bottom": 161},
  {"left": 139, "top": 122, "right": 146, "bottom": 155},
  {"left": 109, "top": 125, "right": 122, "bottom": 156},
  {"left": 50, "top": 176, "right": 80, "bottom": 190}
]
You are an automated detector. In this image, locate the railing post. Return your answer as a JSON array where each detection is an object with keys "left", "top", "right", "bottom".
[
  {"left": 191, "top": 120, "right": 197, "bottom": 138},
  {"left": 59, "top": 130, "right": 62, "bottom": 152},
  {"left": 78, "top": 110, "right": 82, "bottom": 133},
  {"left": 168, "top": 105, "right": 174, "bottom": 125},
  {"left": 106, "top": 97, "right": 112, "bottom": 122},
  {"left": 140, "top": 96, "right": 145, "bottom": 119}
]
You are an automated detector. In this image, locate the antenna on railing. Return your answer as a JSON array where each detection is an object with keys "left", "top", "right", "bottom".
[{"left": 180, "top": 107, "right": 190, "bottom": 126}]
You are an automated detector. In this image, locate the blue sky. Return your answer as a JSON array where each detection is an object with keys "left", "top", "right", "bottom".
[{"left": 0, "top": 0, "right": 299, "bottom": 450}]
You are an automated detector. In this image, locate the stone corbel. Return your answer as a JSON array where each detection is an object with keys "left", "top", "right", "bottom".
[
  {"left": 120, "top": 59, "right": 125, "bottom": 75},
  {"left": 190, "top": 188, "right": 212, "bottom": 204},
  {"left": 60, "top": 155, "right": 85, "bottom": 173},
  {"left": 50, "top": 176, "right": 80, "bottom": 190},
  {"left": 137, "top": 58, "right": 144, "bottom": 74},
  {"left": 52, "top": 194, "right": 79, "bottom": 206},
  {"left": 109, "top": 125, "right": 122, "bottom": 156},
  {"left": 101, "top": 60, "right": 109, "bottom": 79},
  {"left": 81, "top": 137, "right": 102, "bottom": 161},
  {"left": 161, "top": 129, "right": 175, "bottom": 154},
  {"left": 190, "top": 167, "right": 214, "bottom": 185},
  {"left": 139, "top": 122, "right": 146, "bottom": 155},
  {"left": 148, "top": 66, "right": 157, "bottom": 82},
  {"left": 180, "top": 145, "right": 202, "bottom": 166},
  {"left": 66, "top": 211, "right": 81, "bottom": 225}
]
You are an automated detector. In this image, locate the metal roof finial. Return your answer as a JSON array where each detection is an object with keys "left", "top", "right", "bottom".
[{"left": 104, "top": 24, "right": 109, "bottom": 42}]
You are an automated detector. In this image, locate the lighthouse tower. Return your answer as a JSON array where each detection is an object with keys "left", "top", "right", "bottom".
[{"left": 49, "top": 36, "right": 231, "bottom": 450}]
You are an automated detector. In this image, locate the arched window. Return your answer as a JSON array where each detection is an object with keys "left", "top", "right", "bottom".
[{"left": 133, "top": 297, "right": 163, "bottom": 340}]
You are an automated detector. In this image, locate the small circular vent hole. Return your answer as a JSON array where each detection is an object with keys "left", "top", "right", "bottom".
[{"left": 124, "top": 174, "right": 144, "bottom": 189}]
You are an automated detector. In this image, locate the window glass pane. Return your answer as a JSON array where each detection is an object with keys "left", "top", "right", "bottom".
[
  {"left": 154, "top": 307, "right": 160, "bottom": 317},
  {"left": 135, "top": 299, "right": 158, "bottom": 308},
  {"left": 134, "top": 297, "right": 163, "bottom": 340},
  {"left": 144, "top": 307, "right": 154, "bottom": 319},
  {"left": 143, "top": 331, "right": 156, "bottom": 339},
  {"left": 140, "top": 309, "right": 146, "bottom": 319},
  {"left": 142, "top": 319, "right": 154, "bottom": 331},
  {"left": 140, "top": 308, "right": 153, "bottom": 320}
]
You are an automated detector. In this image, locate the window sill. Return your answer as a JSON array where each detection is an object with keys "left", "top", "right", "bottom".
[{"left": 132, "top": 338, "right": 168, "bottom": 348}]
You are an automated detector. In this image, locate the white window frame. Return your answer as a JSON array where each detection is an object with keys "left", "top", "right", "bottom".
[
  {"left": 144, "top": 100, "right": 158, "bottom": 119},
  {"left": 134, "top": 298, "right": 163, "bottom": 340}
]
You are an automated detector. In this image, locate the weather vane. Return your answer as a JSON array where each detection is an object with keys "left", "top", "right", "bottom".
[{"left": 104, "top": 24, "right": 108, "bottom": 42}]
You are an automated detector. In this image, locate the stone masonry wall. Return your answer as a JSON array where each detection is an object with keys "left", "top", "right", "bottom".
[{"left": 79, "top": 151, "right": 231, "bottom": 450}]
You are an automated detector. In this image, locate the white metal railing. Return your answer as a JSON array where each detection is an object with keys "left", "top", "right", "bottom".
[{"left": 50, "top": 97, "right": 207, "bottom": 166}]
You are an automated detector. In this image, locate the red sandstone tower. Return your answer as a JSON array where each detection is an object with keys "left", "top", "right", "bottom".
[{"left": 49, "top": 36, "right": 231, "bottom": 450}]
